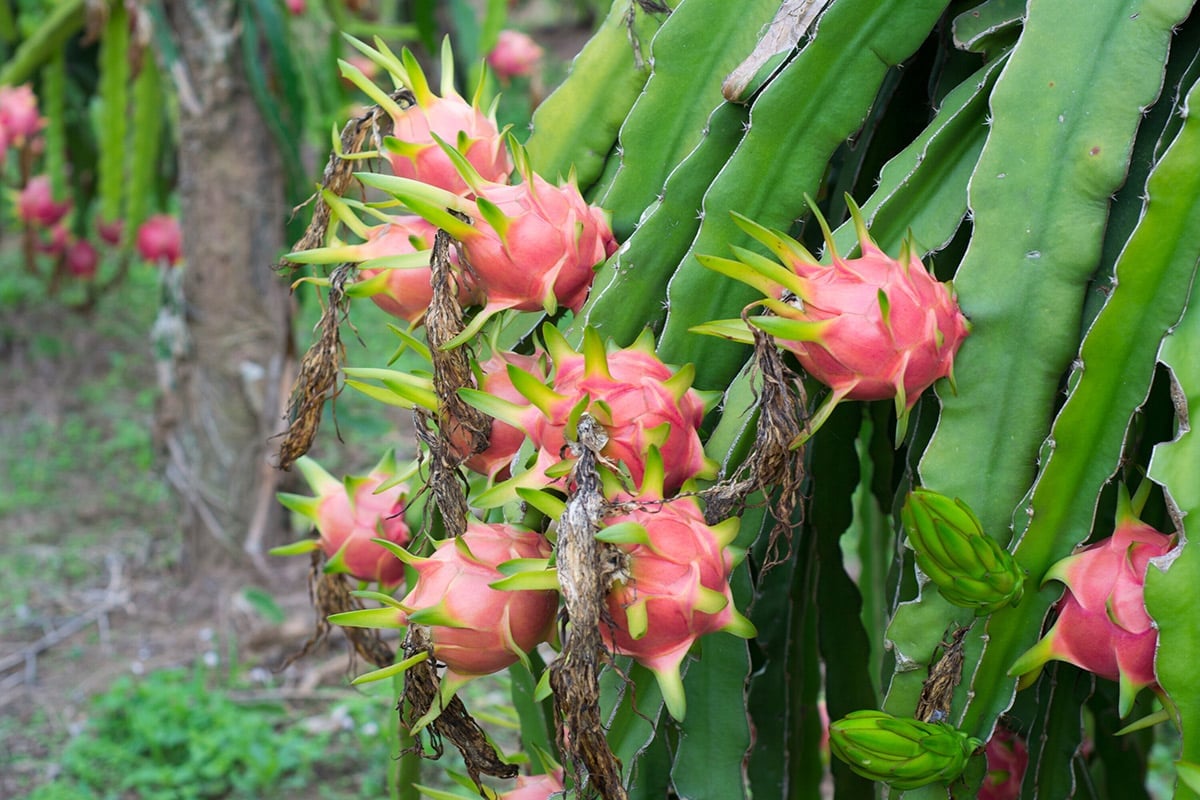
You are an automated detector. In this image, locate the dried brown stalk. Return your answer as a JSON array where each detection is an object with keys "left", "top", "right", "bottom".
[
  {"left": 702, "top": 314, "right": 808, "bottom": 569},
  {"left": 549, "top": 415, "right": 628, "bottom": 800},
  {"left": 915, "top": 624, "right": 970, "bottom": 724},
  {"left": 400, "top": 626, "right": 519, "bottom": 788}
]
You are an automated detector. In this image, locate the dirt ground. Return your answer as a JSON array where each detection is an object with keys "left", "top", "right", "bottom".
[{"left": 0, "top": 269, "right": 419, "bottom": 796}]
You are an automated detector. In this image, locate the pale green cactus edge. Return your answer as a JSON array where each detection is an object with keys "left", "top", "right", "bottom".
[{"left": 1146, "top": 267, "right": 1200, "bottom": 797}]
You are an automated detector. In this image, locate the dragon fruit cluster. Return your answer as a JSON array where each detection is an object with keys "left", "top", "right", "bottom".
[
  {"left": 286, "top": 37, "right": 616, "bottom": 335},
  {"left": 4, "top": 82, "right": 183, "bottom": 277},
  {"left": 1009, "top": 490, "right": 1174, "bottom": 717}
]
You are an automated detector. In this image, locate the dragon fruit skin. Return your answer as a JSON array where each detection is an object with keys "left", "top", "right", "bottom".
[
  {"left": 276, "top": 453, "right": 411, "bottom": 588},
  {"left": 487, "top": 30, "right": 545, "bottom": 81},
  {"left": 458, "top": 170, "right": 618, "bottom": 318},
  {"left": 16, "top": 175, "right": 71, "bottom": 228},
  {"left": 1008, "top": 501, "right": 1175, "bottom": 717},
  {"left": 498, "top": 769, "right": 565, "bottom": 800},
  {"left": 977, "top": 727, "right": 1028, "bottom": 800},
  {"left": 598, "top": 466, "right": 754, "bottom": 720},
  {"left": 357, "top": 145, "right": 617, "bottom": 334},
  {"left": 350, "top": 217, "right": 482, "bottom": 322},
  {"left": 136, "top": 214, "right": 183, "bottom": 265},
  {"left": 467, "top": 328, "right": 714, "bottom": 497},
  {"left": 398, "top": 521, "right": 557, "bottom": 682},
  {"left": 452, "top": 350, "right": 548, "bottom": 479},
  {"left": 369, "top": 43, "right": 512, "bottom": 196},
  {"left": 779, "top": 233, "right": 969, "bottom": 405},
  {"left": 0, "top": 83, "right": 45, "bottom": 145},
  {"left": 539, "top": 334, "right": 711, "bottom": 491}
]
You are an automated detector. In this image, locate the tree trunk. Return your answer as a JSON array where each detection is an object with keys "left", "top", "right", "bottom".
[{"left": 160, "top": 0, "right": 293, "bottom": 576}]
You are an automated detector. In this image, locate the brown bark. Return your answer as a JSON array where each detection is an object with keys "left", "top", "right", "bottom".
[{"left": 160, "top": 0, "right": 293, "bottom": 576}]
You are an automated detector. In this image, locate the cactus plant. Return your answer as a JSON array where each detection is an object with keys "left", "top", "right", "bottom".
[{"left": 275, "top": 0, "right": 1200, "bottom": 797}]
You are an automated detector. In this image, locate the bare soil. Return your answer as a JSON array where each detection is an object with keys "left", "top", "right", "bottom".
[{"left": 0, "top": 275, "right": 410, "bottom": 797}]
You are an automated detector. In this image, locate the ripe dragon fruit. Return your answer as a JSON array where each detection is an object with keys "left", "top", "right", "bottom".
[
  {"left": 136, "top": 214, "right": 183, "bottom": 265},
  {"left": 695, "top": 195, "right": 969, "bottom": 442},
  {"left": 461, "top": 326, "right": 716, "bottom": 503},
  {"left": 1008, "top": 487, "right": 1175, "bottom": 717},
  {"left": 498, "top": 768, "right": 566, "bottom": 799},
  {"left": 487, "top": 30, "right": 545, "bottom": 81},
  {"left": 341, "top": 38, "right": 511, "bottom": 196},
  {"left": 356, "top": 140, "right": 617, "bottom": 344},
  {"left": 65, "top": 239, "right": 99, "bottom": 278},
  {"left": 284, "top": 195, "right": 483, "bottom": 324},
  {"left": 274, "top": 451, "right": 412, "bottom": 588},
  {"left": 454, "top": 349, "right": 549, "bottom": 479},
  {"left": 596, "top": 452, "right": 754, "bottom": 720},
  {"left": 16, "top": 175, "right": 71, "bottom": 228},
  {"left": 332, "top": 520, "right": 557, "bottom": 729},
  {"left": 978, "top": 726, "right": 1028, "bottom": 800},
  {"left": 0, "top": 83, "right": 45, "bottom": 145}
]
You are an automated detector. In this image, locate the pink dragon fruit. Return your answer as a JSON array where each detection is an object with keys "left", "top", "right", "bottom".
[
  {"left": 452, "top": 349, "right": 549, "bottom": 479},
  {"left": 357, "top": 140, "right": 617, "bottom": 343},
  {"left": 340, "top": 38, "right": 511, "bottom": 196},
  {"left": 0, "top": 83, "right": 45, "bottom": 145},
  {"left": 597, "top": 454, "right": 755, "bottom": 720},
  {"left": 38, "top": 223, "right": 70, "bottom": 256},
  {"left": 16, "top": 175, "right": 71, "bottom": 227},
  {"left": 274, "top": 451, "right": 411, "bottom": 588},
  {"left": 487, "top": 30, "right": 544, "bottom": 81},
  {"left": 696, "top": 196, "right": 969, "bottom": 441},
  {"left": 395, "top": 521, "right": 556, "bottom": 681},
  {"left": 136, "top": 214, "right": 183, "bottom": 265},
  {"left": 977, "top": 726, "right": 1028, "bottom": 800},
  {"left": 329, "top": 520, "right": 557, "bottom": 731},
  {"left": 499, "top": 768, "right": 566, "bottom": 799},
  {"left": 1008, "top": 489, "right": 1175, "bottom": 717},
  {"left": 65, "top": 239, "right": 99, "bottom": 278},
  {"left": 462, "top": 326, "right": 715, "bottom": 502}
]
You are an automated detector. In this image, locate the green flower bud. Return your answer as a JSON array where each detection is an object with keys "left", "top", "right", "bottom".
[
  {"left": 829, "top": 710, "right": 983, "bottom": 790},
  {"left": 901, "top": 488, "right": 1024, "bottom": 615}
]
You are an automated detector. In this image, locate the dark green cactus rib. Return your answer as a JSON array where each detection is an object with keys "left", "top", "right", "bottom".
[
  {"left": 1146, "top": 242, "right": 1200, "bottom": 798},
  {"left": 597, "top": 0, "right": 780, "bottom": 241},
  {"left": 571, "top": 100, "right": 750, "bottom": 347},
  {"left": 524, "top": 0, "right": 676, "bottom": 190},
  {"left": 882, "top": 0, "right": 1195, "bottom": 758},
  {"left": 98, "top": 1, "right": 130, "bottom": 226},
  {"left": 653, "top": 0, "right": 952, "bottom": 390}
]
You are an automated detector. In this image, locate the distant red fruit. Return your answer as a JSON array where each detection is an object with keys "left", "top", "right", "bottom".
[
  {"left": 65, "top": 240, "right": 99, "bottom": 278},
  {"left": 136, "top": 215, "right": 182, "bottom": 264}
]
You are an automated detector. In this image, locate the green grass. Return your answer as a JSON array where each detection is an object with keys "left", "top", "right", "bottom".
[{"left": 17, "top": 658, "right": 395, "bottom": 800}]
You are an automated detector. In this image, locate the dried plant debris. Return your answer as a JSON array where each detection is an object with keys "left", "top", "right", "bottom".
[
  {"left": 702, "top": 319, "right": 807, "bottom": 568},
  {"left": 400, "top": 626, "right": 519, "bottom": 789},
  {"left": 280, "top": 552, "right": 395, "bottom": 671},
  {"left": 418, "top": 227, "right": 492, "bottom": 538},
  {"left": 278, "top": 89, "right": 417, "bottom": 274},
  {"left": 549, "top": 415, "right": 628, "bottom": 800},
  {"left": 916, "top": 624, "right": 971, "bottom": 724},
  {"left": 275, "top": 266, "right": 352, "bottom": 470}
]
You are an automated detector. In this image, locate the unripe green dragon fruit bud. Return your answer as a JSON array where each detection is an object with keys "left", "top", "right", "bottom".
[
  {"left": 901, "top": 488, "right": 1024, "bottom": 615},
  {"left": 829, "top": 710, "right": 983, "bottom": 790}
]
